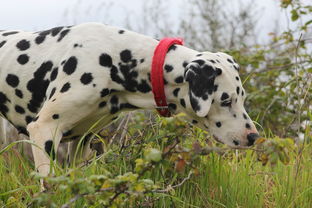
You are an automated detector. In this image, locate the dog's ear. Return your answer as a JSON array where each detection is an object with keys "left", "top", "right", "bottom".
[{"left": 184, "top": 60, "right": 218, "bottom": 117}]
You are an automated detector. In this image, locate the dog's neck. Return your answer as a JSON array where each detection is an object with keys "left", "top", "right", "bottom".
[{"left": 122, "top": 44, "right": 198, "bottom": 115}]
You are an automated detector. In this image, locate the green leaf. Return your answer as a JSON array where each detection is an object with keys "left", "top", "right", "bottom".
[
  {"left": 144, "top": 148, "right": 162, "bottom": 162},
  {"left": 291, "top": 9, "right": 299, "bottom": 21}
]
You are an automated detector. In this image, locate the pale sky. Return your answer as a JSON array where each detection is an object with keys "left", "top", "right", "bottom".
[{"left": 0, "top": 0, "right": 297, "bottom": 43}]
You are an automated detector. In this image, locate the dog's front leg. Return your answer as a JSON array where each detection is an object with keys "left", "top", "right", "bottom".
[
  {"left": 27, "top": 121, "right": 62, "bottom": 190},
  {"left": 0, "top": 118, "right": 6, "bottom": 147}
]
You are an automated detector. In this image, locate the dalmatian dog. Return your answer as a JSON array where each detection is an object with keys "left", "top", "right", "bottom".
[{"left": 0, "top": 22, "right": 259, "bottom": 181}]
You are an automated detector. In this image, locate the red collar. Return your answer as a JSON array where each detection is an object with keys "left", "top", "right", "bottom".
[{"left": 151, "top": 38, "right": 184, "bottom": 117}]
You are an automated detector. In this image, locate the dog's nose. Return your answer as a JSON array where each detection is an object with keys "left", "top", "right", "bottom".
[{"left": 247, "top": 133, "right": 260, "bottom": 146}]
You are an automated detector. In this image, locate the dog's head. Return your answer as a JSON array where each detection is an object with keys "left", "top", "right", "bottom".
[{"left": 183, "top": 52, "right": 259, "bottom": 147}]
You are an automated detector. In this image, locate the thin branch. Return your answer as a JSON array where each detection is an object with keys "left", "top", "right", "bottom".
[{"left": 154, "top": 171, "right": 193, "bottom": 193}]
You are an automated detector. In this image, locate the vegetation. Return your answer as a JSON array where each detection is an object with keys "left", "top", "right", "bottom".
[{"left": 0, "top": 0, "right": 311, "bottom": 207}]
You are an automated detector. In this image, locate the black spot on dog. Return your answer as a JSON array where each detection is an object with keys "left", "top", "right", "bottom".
[
  {"left": 16, "top": 126, "right": 29, "bottom": 136},
  {"left": 180, "top": 99, "right": 186, "bottom": 108},
  {"left": 209, "top": 59, "right": 216, "bottom": 64},
  {"left": 49, "top": 87, "right": 56, "bottom": 99},
  {"left": 137, "top": 80, "right": 151, "bottom": 93},
  {"left": 51, "top": 26, "right": 63, "bottom": 37},
  {"left": 245, "top": 123, "right": 251, "bottom": 129},
  {"left": 227, "top": 58, "right": 233, "bottom": 64},
  {"left": 35, "top": 35, "right": 46, "bottom": 44},
  {"left": 233, "top": 114, "right": 237, "bottom": 118},
  {"left": 110, "top": 51, "right": 141, "bottom": 92},
  {"left": 2, "top": 31, "right": 19, "bottom": 36},
  {"left": 196, "top": 53, "right": 203, "bottom": 57},
  {"left": 52, "top": 114, "right": 59, "bottom": 119},
  {"left": 15, "top": 105, "right": 25, "bottom": 114},
  {"left": 173, "top": 88, "right": 180, "bottom": 97},
  {"left": 100, "top": 88, "right": 110, "bottom": 97},
  {"left": 0, "top": 40, "right": 6, "bottom": 48},
  {"left": 60, "top": 82, "right": 71, "bottom": 93},
  {"left": 235, "top": 76, "right": 239, "bottom": 81},
  {"left": 215, "top": 68, "right": 222, "bottom": 76},
  {"left": 236, "top": 87, "right": 240, "bottom": 95},
  {"left": 185, "top": 62, "right": 218, "bottom": 112},
  {"left": 45, "top": 140, "right": 55, "bottom": 159},
  {"left": 50, "top": 67, "right": 58, "bottom": 81},
  {"left": 182, "top": 61, "right": 188, "bottom": 68},
  {"left": 99, "top": 101, "right": 107, "bottom": 108},
  {"left": 80, "top": 73, "right": 93, "bottom": 85},
  {"left": 233, "top": 65, "right": 239, "bottom": 71},
  {"left": 241, "top": 90, "right": 245, "bottom": 96},
  {"left": 216, "top": 122, "right": 222, "bottom": 128},
  {"left": 118, "top": 30, "right": 125, "bottom": 34},
  {"left": 164, "top": 64, "right": 173, "bottom": 73},
  {"left": 163, "top": 79, "right": 168, "bottom": 85},
  {"left": 168, "top": 45, "right": 177, "bottom": 52},
  {"left": 17, "top": 54, "right": 29, "bottom": 65},
  {"left": 99, "top": 53, "right": 113, "bottom": 67},
  {"left": 57, "top": 29, "right": 70, "bottom": 42},
  {"left": 192, "top": 59, "right": 205, "bottom": 66},
  {"left": 214, "top": 85, "right": 218, "bottom": 92},
  {"left": 101, "top": 88, "right": 110, "bottom": 97},
  {"left": 110, "top": 95, "right": 119, "bottom": 114},
  {"left": 26, "top": 61, "right": 53, "bottom": 113},
  {"left": 221, "top": 92, "right": 229, "bottom": 101},
  {"left": 110, "top": 95, "right": 118, "bottom": 104},
  {"left": 168, "top": 103, "right": 177, "bottom": 111},
  {"left": 243, "top": 113, "right": 248, "bottom": 120},
  {"left": 15, "top": 89, "right": 23, "bottom": 98},
  {"left": 63, "top": 56, "right": 77, "bottom": 75},
  {"left": 6, "top": 74, "right": 19, "bottom": 88},
  {"left": 202, "top": 94, "right": 208, "bottom": 100},
  {"left": 120, "top": 49, "right": 132, "bottom": 63},
  {"left": 25, "top": 116, "right": 33, "bottom": 124},
  {"left": 140, "top": 58, "right": 145, "bottom": 63},
  {"left": 16, "top": 39, "right": 30, "bottom": 51},
  {"left": 175, "top": 76, "right": 184, "bottom": 83},
  {"left": 0, "top": 97, "right": 9, "bottom": 117}
]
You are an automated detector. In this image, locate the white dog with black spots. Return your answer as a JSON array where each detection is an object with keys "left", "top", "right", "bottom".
[{"left": 0, "top": 23, "right": 259, "bottom": 186}]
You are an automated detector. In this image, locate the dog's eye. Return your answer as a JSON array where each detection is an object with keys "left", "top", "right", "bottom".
[{"left": 221, "top": 100, "right": 232, "bottom": 107}]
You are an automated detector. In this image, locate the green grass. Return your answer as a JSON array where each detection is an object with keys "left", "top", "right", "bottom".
[{"left": 0, "top": 113, "right": 311, "bottom": 207}]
